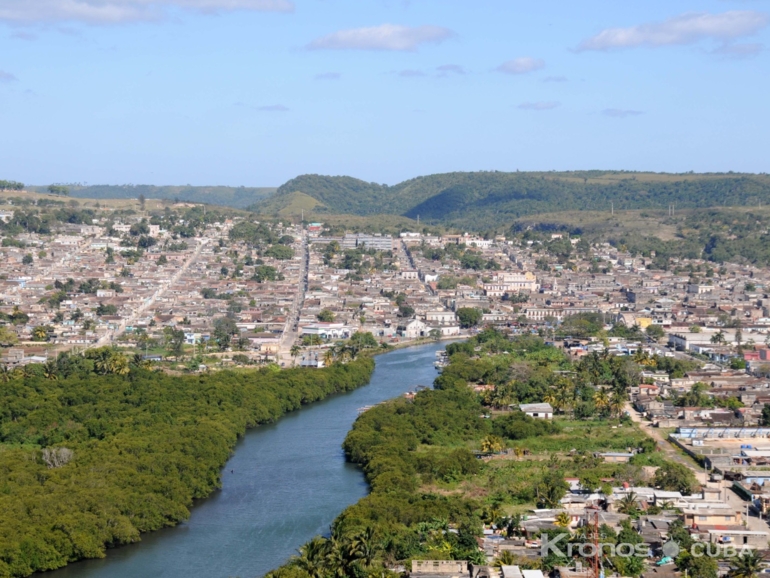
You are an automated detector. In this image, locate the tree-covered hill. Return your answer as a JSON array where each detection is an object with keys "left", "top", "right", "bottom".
[
  {"left": 252, "top": 171, "right": 770, "bottom": 228},
  {"left": 28, "top": 184, "right": 277, "bottom": 209}
]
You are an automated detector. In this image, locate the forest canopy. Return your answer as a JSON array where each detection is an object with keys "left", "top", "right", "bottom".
[{"left": 0, "top": 355, "right": 374, "bottom": 577}]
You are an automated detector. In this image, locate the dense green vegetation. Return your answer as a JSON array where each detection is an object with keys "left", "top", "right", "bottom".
[
  {"left": 253, "top": 171, "right": 770, "bottom": 229},
  {"left": 0, "top": 180, "right": 24, "bottom": 192},
  {"left": 27, "top": 184, "right": 276, "bottom": 209},
  {"left": 0, "top": 354, "right": 374, "bottom": 577},
  {"left": 268, "top": 330, "right": 698, "bottom": 578}
]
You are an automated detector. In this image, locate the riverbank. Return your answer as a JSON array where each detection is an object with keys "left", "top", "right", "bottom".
[
  {"left": 1, "top": 358, "right": 374, "bottom": 578},
  {"left": 37, "top": 342, "right": 450, "bottom": 578},
  {"left": 265, "top": 329, "right": 699, "bottom": 578}
]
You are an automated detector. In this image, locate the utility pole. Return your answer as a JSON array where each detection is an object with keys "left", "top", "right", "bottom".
[
  {"left": 611, "top": 202, "right": 614, "bottom": 216},
  {"left": 593, "top": 511, "right": 601, "bottom": 578}
]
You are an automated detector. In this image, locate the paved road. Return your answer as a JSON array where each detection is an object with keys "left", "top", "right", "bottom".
[
  {"left": 277, "top": 232, "right": 308, "bottom": 366},
  {"left": 92, "top": 238, "right": 209, "bottom": 349},
  {"left": 625, "top": 402, "right": 768, "bottom": 532}
]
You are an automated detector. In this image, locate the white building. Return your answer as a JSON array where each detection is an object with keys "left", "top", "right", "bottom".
[{"left": 518, "top": 403, "right": 554, "bottom": 419}]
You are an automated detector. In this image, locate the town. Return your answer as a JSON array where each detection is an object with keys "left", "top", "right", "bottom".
[{"left": 5, "top": 194, "right": 770, "bottom": 578}]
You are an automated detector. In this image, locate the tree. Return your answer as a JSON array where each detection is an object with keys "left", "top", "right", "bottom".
[
  {"left": 138, "top": 194, "right": 146, "bottom": 211},
  {"left": 762, "top": 403, "right": 770, "bottom": 426},
  {"left": 32, "top": 325, "right": 52, "bottom": 342},
  {"left": 22, "top": 253, "right": 33, "bottom": 265},
  {"left": 728, "top": 549, "right": 763, "bottom": 578},
  {"left": 165, "top": 327, "right": 186, "bottom": 360},
  {"left": 711, "top": 330, "right": 726, "bottom": 345},
  {"left": 264, "top": 245, "right": 294, "bottom": 260},
  {"left": 457, "top": 307, "right": 483, "bottom": 328},
  {"left": 653, "top": 462, "right": 697, "bottom": 495},
  {"left": 616, "top": 492, "right": 639, "bottom": 516},
  {"left": 554, "top": 512, "right": 571, "bottom": 528},
  {"left": 213, "top": 317, "right": 238, "bottom": 351},
  {"left": 47, "top": 184, "right": 69, "bottom": 196},
  {"left": 480, "top": 435, "right": 504, "bottom": 454},
  {"left": 0, "top": 326, "right": 18, "bottom": 346},
  {"left": 290, "top": 345, "right": 301, "bottom": 366},
  {"left": 157, "top": 255, "right": 168, "bottom": 265},
  {"left": 397, "top": 304, "right": 415, "bottom": 318},
  {"left": 535, "top": 469, "right": 569, "bottom": 508},
  {"left": 646, "top": 325, "right": 665, "bottom": 340},
  {"left": 317, "top": 309, "right": 335, "bottom": 323}
]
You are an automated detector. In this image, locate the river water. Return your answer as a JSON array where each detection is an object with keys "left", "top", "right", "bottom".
[{"left": 46, "top": 341, "right": 447, "bottom": 578}]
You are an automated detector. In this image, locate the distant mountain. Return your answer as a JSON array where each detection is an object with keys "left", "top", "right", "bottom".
[
  {"left": 30, "top": 184, "right": 277, "bottom": 209},
  {"left": 251, "top": 171, "right": 770, "bottom": 228}
]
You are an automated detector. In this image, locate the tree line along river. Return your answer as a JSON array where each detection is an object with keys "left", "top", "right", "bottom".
[{"left": 43, "top": 341, "right": 448, "bottom": 578}]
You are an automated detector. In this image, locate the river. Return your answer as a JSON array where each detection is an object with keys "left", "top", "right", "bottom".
[{"left": 46, "top": 341, "right": 448, "bottom": 578}]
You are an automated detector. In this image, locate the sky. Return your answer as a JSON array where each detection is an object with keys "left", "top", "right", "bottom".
[{"left": 0, "top": 0, "right": 769, "bottom": 187}]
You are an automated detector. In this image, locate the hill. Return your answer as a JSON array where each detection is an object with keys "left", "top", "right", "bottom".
[
  {"left": 29, "top": 184, "right": 276, "bottom": 209},
  {"left": 252, "top": 171, "right": 770, "bottom": 228}
]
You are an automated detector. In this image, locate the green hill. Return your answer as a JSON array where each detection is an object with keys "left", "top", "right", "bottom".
[
  {"left": 30, "top": 184, "right": 277, "bottom": 209},
  {"left": 252, "top": 171, "right": 770, "bottom": 228}
]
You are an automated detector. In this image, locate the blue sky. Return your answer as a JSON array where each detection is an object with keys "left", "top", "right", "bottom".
[{"left": 0, "top": 0, "right": 768, "bottom": 186}]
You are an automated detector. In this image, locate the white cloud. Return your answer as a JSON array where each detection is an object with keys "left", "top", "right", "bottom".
[
  {"left": 578, "top": 10, "right": 768, "bottom": 51},
  {"left": 712, "top": 42, "right": 764, "bottom": 57},
  {"left": 603, "top": 108, "right": 644, "bottom": 118},
  {"left": 0, "top": 0, "right": 294, "bottom": 25},
  {"left": 518, "top": 101, "right": 559, "bottom": 111},
  {"left": 543, "top": 75, "right": 567, "bottom": 83},
  {"left": 307, "top": 24, "right": 455, "bottom": 52},
  {"left": 497, "top": 57, "right": 545, "bottom": 75},
  {"left": 0, "top": 70, "right": 17, "bottom": 82}
]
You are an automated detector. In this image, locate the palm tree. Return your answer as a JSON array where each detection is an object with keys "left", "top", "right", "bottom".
[
  {"left": 554, "top": 511, "right": 572, "bottom": 528},
  {"left": 594, "top": 389, "right": 610, "bottom": 414},
  {"left": 493, "top": 551, "right": 517, "bottom": 568},
  {"left": 43, "top": 361, "right": 59, "bottom": 381},
  {"left": 0, "top": 366, "right": 11, "bottom": 383},
  {"left": 324, "top": 538, "right": 350, "bottom": 578},
  {"left": 349, "top": 527, "right": 378, "bottom": 568},
  {"left": 290, "top": 345, "right": 301, "bottom": 367},
  {"left": 33, "top": 325, "right": 49, "bottom": 342},
  {"left": 609, "top": 390, "right": 626, "bottom": 419},
  {"left": 503, "top": 513, "right": 523, "bottom": 538},
  {"left": 296, "top": 536, "right": 328, "bottom": 578},
  {"left": 711, "top": 330, "right": 727, "bottom": 345},
  {"left": 728, "top": 550, "right": 763, "bottom": 578},
  {"left": 616, "top": 492, "right": 639, "bottom": 515}
]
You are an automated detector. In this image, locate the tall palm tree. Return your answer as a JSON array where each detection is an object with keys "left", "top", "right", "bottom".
[
  {"left": 43, "top": 361, "right": 59, "bottom": 381},
  {"left": 296, "top": 536, "right": 328, "bottom": 578},
  {"left": 349, "top": 527, "right": 378, "bottom": 568},
  {"left": 609, "top": 390, "right": 627, "bottom": 419},
  {"left": 325, "top": 538, "right": 350, "bottom": 578},
  {"left": 323, "top": 349, "right": 335, "bottom": 367},
  {"left": 616, "top": 492, "right": 639, "bottom": 515},
  {"left": 290, "top": 345, "right": 301, "bottom": 367},
  {"left": 728, "top": 550, "right": 763, "bottom": 578},
  {"left": 594, "top": 389, "right": 610, "bottom": 414}
]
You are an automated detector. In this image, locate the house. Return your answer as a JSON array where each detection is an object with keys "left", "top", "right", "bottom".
[
  {"left": 518, "top": 403, "right": 553, "bottom": 419},
  {"left": 401, "top": 319, "right": 428, "bottom": 339},
  {"left": 597, "top": 452, "right": 635, "bottom": 463}
]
